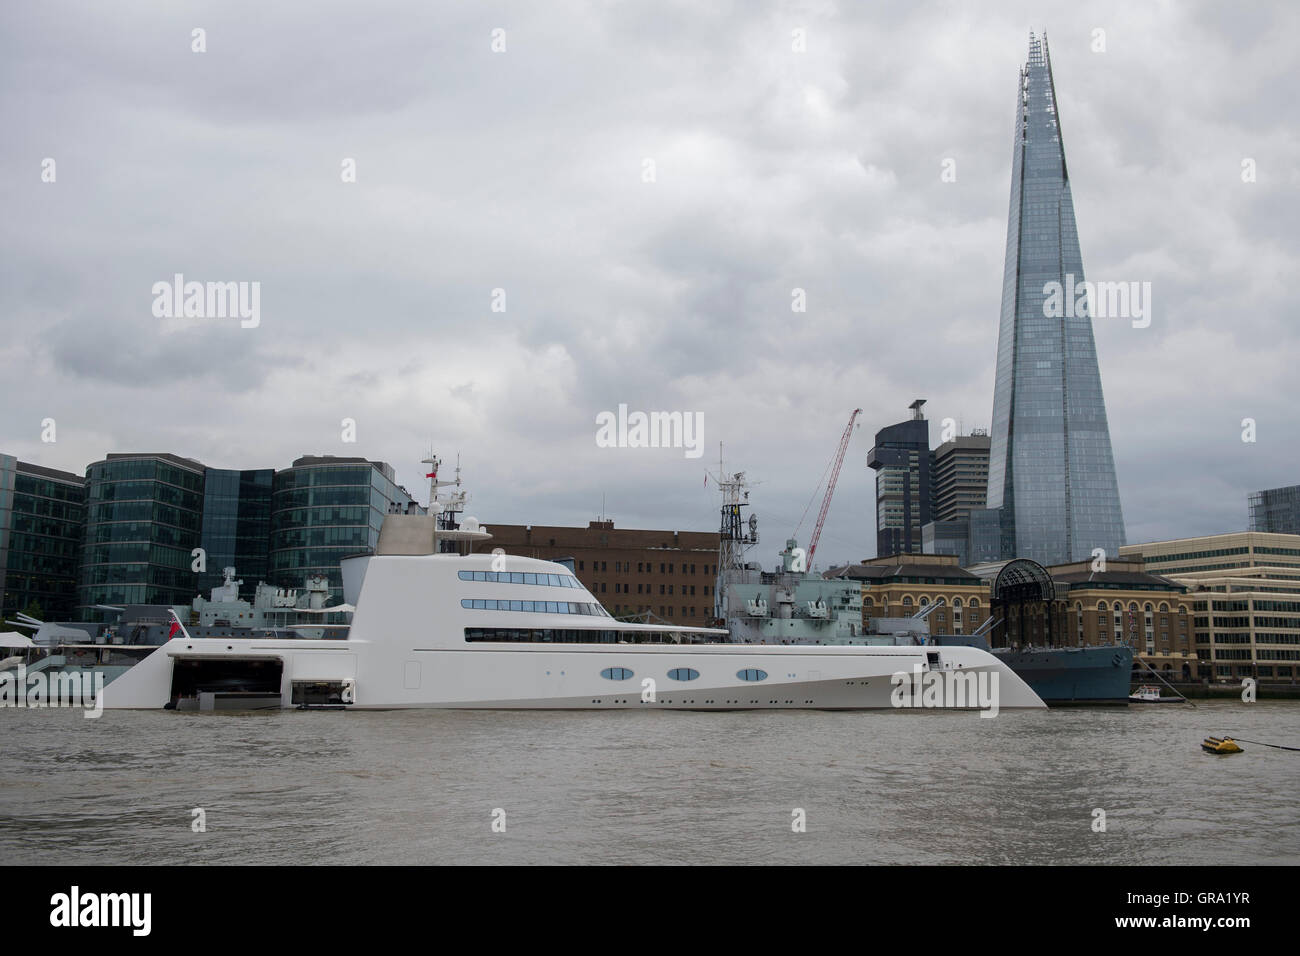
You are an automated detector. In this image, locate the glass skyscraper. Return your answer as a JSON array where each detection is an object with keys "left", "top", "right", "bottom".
[{"left": 986, "top": 33, "right": 1126, "bottom": 566}]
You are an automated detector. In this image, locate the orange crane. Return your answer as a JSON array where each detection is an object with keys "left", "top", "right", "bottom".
[{"left": 807, "top": 408, "right": 861, "bottom": 564}]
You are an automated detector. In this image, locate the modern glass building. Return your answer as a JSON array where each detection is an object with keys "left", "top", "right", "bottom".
[
  {"left": 78, "top": 453, "right": 206, "bottom": 619},
  {"left": 1249, "top": 485, "right": 1300, "bottom": 535},
  {"left": 986, "top": 33, "right": 1126, "bottom": 566},
  {"left": 198, "top": 468, "right": 273, "bottom": 600},
  {"left": 269, "top": 456, "right": 421, "bottom": 603},
  {"left": 0, "top": 455, "right": 86, "bottom": 621},
  {"left": 867, "top": 400, "right": 931, "bottom": 557}
]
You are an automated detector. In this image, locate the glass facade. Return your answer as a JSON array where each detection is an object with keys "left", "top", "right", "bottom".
[
  {"left": 867, "top": 414, "right": 931, "bottom": 557},
  {"left": 269, "top": 457, "right": 420, "bottom": 603},
  {"left": 986, "top": 33, "right": 1126, "bottom": 566},
  {"left": 0, "top": 456, "right": 86, "bottom": 621},
  {"left": 78, "top": 454, "right": 206, "bottom": 618},
  {"left": 1248, "top": 485, "right": 1300, "bottom": 535},
  {"left": 199, "top": 468, "right": 273, "bottom": 600}
]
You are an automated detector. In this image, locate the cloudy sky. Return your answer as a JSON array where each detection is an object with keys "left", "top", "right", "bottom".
[{"left": 2, "top": 0, "right": 1297, "bottom": 569}]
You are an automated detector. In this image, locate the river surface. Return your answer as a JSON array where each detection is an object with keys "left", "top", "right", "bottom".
[{"left": 2, "top": 701, "right": 1296, "bottom": 865}]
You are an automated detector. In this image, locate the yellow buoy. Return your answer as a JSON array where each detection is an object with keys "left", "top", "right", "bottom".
[{"left": 1202, "top": 736, "right": 1243, "bottom": 755}]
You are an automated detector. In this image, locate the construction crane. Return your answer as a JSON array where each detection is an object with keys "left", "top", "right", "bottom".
[{"left": 807, "top": 408, "right": 861, "bottom": 564}]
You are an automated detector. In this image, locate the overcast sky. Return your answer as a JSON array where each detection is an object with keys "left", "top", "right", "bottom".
[{"left": 2, "top": 0, "right": 1297, "bottom": 570}]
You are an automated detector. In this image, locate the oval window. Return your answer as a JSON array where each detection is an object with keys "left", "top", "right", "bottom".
[
  {"left": 667, "top": 668, "right": 700, "bottom": 681},
  {"left": 600, "top": 667, "right": 634, "bottom": 681},
  {"left": 736, "top": 668, "right": 768, "bottom": 682}
]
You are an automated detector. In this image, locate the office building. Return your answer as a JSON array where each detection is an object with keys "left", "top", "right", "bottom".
[
  {"left": 269, "top": 456, "right": 422, "bottom": 605},
  {"left": 1248, "top": 485, "right": 1300, "bottom": 535},
  {"left": 0, "top": 455, "right": 86, "bottom": 621},
  {"left": 985, "top": 33, "right": 1126, "bottom": 565},
  {"left": 1121, "top": 532, "right": 1300, "bottom": 679},
  {"left": 867, "top": 399, "right": 931, "bottom": 557},
  {"left": 78, "top": 453, "right": 207, "bottom": 618},
  {"left": 198, "top": 468, "right": 273, "bottom": 601},
  {"left": 931, "top": 432, "right": 990, "bottom": 522}
]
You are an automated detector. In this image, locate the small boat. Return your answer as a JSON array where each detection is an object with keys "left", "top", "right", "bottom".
[
  {"left": 1129, "top": 684, "right": 1185, "bottom": 703},
  {"left": 1201, "top": 736, "right": 1243, "bottom": 755}
]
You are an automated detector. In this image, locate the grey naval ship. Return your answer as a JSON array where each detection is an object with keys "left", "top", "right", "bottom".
[{"left": 711, "top": 466, "right": 1132, "bottom": 704}]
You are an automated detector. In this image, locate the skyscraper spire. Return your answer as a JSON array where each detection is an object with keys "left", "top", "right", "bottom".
[{"left": 985, "top": 32, "right": 1126, "bottom": 565}]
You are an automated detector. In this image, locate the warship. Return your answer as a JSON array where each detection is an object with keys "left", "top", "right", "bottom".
[{"left": 712, "top": 465, "right": 1132, "bottom": 704}]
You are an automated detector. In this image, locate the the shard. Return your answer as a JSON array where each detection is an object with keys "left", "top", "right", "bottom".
[{"left": 985, "top": 33, "right": 1126, "bottom": 565}]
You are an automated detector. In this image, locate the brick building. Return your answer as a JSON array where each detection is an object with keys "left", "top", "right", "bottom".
[{"left": 472, "top": 520, "right": 720, "bottom": 626}]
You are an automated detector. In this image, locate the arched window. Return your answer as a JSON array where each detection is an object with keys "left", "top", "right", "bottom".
[
  {"left": 919, "top": 596, "right": 930, "bottom": 607},
  {"left": 1159, "top": 602, "right": 1169, "bottom": 612},
  {"left": 970, "top": 598, "right": 980, "bottom": 608},
  {"left": 903, "top": 596, "right": 914, "bottom": 608}
]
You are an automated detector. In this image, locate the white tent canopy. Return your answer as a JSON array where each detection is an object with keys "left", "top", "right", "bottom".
[{"left": 0, "top": 631, "right": 36, "bottom": 649}]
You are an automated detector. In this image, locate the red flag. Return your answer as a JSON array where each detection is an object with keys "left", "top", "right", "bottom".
[{"left": 167, "top": 610, "right": 181, "bottom": 640}]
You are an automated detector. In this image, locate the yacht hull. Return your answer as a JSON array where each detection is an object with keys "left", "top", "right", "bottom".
[{"left": 100, "top": 639, "right": 1043, "bottom": 711}]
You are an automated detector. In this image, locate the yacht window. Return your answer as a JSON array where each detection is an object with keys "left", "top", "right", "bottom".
[{"left": 737, "top": 668, "right": 768, "bottom": 682}]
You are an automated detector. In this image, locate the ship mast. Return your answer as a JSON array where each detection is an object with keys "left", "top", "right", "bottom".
[
  {"left": 422, "top": 450, "right": 468, "bottom": 552},
  {"left": 708, "top": 443, "right": 758, "bottom": 622}
]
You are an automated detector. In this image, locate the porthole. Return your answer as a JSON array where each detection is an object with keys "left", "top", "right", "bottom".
[
  {"left": 667, "top": 668, "right": 700, "bottom": 681},
  {"left": 736, "top": 668, "right": 768, "bottom": 682},
  {"left": 600, "top": 667, "right": 634, "bottom": 681}
]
